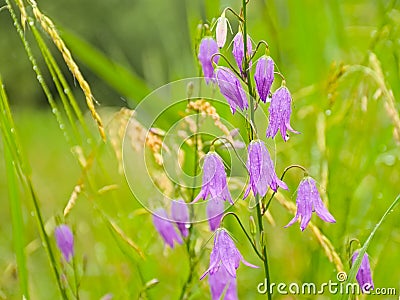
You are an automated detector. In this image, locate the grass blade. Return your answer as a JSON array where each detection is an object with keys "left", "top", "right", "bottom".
[{"left": 338, "top": 193, "right": 400, "bottom": 300}]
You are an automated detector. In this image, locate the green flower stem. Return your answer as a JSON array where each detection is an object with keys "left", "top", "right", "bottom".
[
  {"left": 211, "top": 53, "right": 243, "bottom": 81},
  {"left": 249, "top": 40, "right": 270, "bottom": 61},
  {"left": 242, "top": 1, "right": 271, "bottom": 299},
  {"left": 262, "top": 164, "right": 308, "bottom": 214},
  {"left": 221, "top": 212, "right": 263, "bottom": 260}
]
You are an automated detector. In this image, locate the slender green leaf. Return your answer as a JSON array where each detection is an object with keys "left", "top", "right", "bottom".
[{"left": 338, "top": 193, "right": 400, "bottom": 300}]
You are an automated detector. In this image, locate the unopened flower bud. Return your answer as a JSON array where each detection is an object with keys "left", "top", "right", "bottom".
[
  {"left": 249, "top": 216, "right": 257, "bottom": 236},
  {"left": 215, "top": 11, "right": 228, "bottom": 48}
]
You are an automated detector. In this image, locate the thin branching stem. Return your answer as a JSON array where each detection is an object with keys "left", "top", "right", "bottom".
[
  {"left": 211, "top": 53, "right": 243, "bottom": 81},
  {"left": 220, "top": 212, "right": 263, "bottom": 260},
  {"left": 250, "top": 40, "right": 270, "bottom": 61},
  {"left": 210, "top": 136, "right": 247, "bottom": 169},
  {"left": 224, "top": 7, "right": 244, "bottom": 23},
  {"left": 242, "top": 1, "right": 271, "bottom": 298},
  {"left": 262, "top": 164, "right": 307, "bottom": 214}
]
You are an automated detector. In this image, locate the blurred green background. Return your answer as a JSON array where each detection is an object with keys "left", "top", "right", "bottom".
[{"left": 1, "top": 0, "right": 400, "bottom": 299}]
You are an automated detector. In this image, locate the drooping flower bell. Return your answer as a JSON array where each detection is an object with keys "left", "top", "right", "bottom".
[
  {"left": 201, "top": 229, "right": 258, "bottom": 299},
  {"left": 352, "top": 251, "right": 374, "bottom": 293},
  {"left": 285, "top": 177, "right": 336, "bottom": 231},
  {"left": 209, "top": 265, "right": 238, "bottom": 300},
  {"left": 255, "top": 56, "right": 274, "bottom": 102},
  {"left": 193, "top": 152, "right": 233, "bottom": 230},
  {"left": 55, "top": 224, "right": 74, "bottom": 262},
  {"left": 266, "top": 86, "right": 299, "bottom": 141},
  {"left": 244, "top": 140, "right": 288, "bottom": 199},
  {"left": 198, "top": 37, "right": 219, "bottom": 84},
  {"left": 232, "top": 32, "right": 252, "bottom": 76},
  {"left": 171, "top": 199, "right": 190, "bottom": 238},
  {"left": 215, "top": 67, "right": 248, "bottom": 114},
  {"left": 152, "top": 208, "right": 183, "bottom": 248},
  {"left": 193, "top": 152, "right": 233, "bottom": 204},
  {"left": 215, "top": 11, "right": 228, "bottom": 48}
]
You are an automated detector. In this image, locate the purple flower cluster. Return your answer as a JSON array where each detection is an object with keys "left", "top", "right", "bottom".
[
  {"left": 201, "top": 229, "right": 258, "bottom": 299},
  {"left": 198, "top": 32, "right": 299, "bottom": 141},
  {"left": 152, "top": 200, "right": 190, "bottom": 248}
]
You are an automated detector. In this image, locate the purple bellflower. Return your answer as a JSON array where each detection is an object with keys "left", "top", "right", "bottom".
[
  {"left": 171, "top": 199, "right": 190, "bottom": 238},
  {"left": 198, "top": 37, "right": 219, "bottom": 84},
  {"left": 266, "top": 86, "right": 299, "bottom": 141},
  {"left": 193, "top": 152, "right": 233, "bottom": 230},
  {"left": 255, "top": 56, "right": 274, "bottom": 103},
  {"left": 352, "top": 251, "right": 374, "bottom": 293},
  {"left": 152, "top": 208, "right": 183, "bottom": 248},
  {"left": 285, "top": 177, "right": 336, "bottom": 231},
  {"left": 232, "top": 32, "right": 252, "bottom": 75},
  {"left": 201, "top": 229, "right": 258, "bottom": 299},
  {"left": 55, "top": 224, "right": 74, "bottom": 262},
  {"left": 244, "top": 140, "right": 288, "bottom": 199},
  {"left": 209, "top": 265, "right": 237, "bottom": 300},
  {"left": 193, "top": 152, "right": 233, "bottom": 204},
  {"left": 215, "top": 67, "right": 248, "bottom": 114}
]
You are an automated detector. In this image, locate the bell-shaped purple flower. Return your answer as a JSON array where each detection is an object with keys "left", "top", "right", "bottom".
[
  {"left": 266, "top": 86, "right": 299, "bottom": 141},
  {"left": 232, "top": 32, "right": 252, "bottom": 75},
  {"left": 352, "top": 251, "right": 374, "bottom": 293},
  {"left": 152, "top": 208, "right": 183, "bottom": 248},
  {"left": 193, "top": 152, "right": 233, "bottom": 204},
  {"left": 55, "top": 224, "right": 74, "bottom": 262},
  {"left": 209, "top": 265, "right": 238, "bottom": 300},
  {"left": 255, "top": 56, "right": 274, "bottom": 102},
  {"left": 171, "top": 199, "right": 190, "bottom": 237},
  {"left": 201, "top": 231, "right": 257, "bottom": 299},
  {"left": 215, "top": 67, "right": 248, "bottom": 114},
  {"left": 193, "top": 152, "right": 233, "bottom": 230},
  {"left": 244, "top": 140, "right": 288, "bottom": 199},
  {"left": 198, "top": 37, "right": 219, "bottom": 84},
  {"left": 285, "top": 177, "right": 336, "bottom": 231}
]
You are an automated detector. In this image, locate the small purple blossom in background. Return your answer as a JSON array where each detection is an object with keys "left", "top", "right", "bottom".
[
  {"left": 255, "top": 56, "right": 274, "bottom": 102},
  {"left": 352, "top": 251, "right": 374, "bottom": 293},
  {"left": 201, "top": 229, "right": 258, "bottom": 299},
  {"left": 215, "top": 67, "right": 248, "bottom": 114},
  {"left": 244, "top": 140, "right": 288, "bottom": 199},
  {"left": 193, "top": 152, "right": 233, "bottom": 230},
  {"left": 285, "top": 177, "right": 336, "bottom": 231},
  {"left": 55, "top": 224, "right": 74, "bottom": 262},
  {"left": 171, "top": 199, "right": 190, "bottom": 237},
  {"left": 232, "top": 32, "right": 252, "bottom": 75},
  {"left": 198, "top": 37, "right": 219, "bottom": 84},
  {"left": 266, "top": 86, "right": 299, "bottom": 141},
  {"left": 215, "top": 12, "right": 228, "bottom": 48},
  {"left": 152, "top": 208, "right": 183, "bottom": 248}
]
